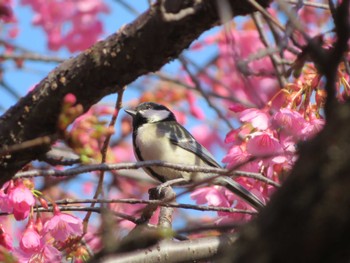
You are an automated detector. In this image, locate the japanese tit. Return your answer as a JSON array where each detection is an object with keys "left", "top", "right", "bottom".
[{"left": 125, "top": 102, "right": 264, "bottom": 210}]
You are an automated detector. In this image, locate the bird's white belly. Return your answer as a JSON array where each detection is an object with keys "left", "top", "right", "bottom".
[{"left": 135, "top": 123, "right": 208, "bottom": 182}]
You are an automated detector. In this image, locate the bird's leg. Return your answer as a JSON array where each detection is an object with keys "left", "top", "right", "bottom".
[
  {"left": 149, "top": 178, "right": 189, "bottom": 200},
  {"left": 159, "top": 178, "right": 189, "bottom": 188},
  {"left": 157, "top": 178, "right": 189, "bottom": 196}
]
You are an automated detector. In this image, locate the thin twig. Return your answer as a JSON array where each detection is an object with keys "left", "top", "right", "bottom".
[
  {"left": 0, "top": 136, "right": 54, "bottom": 157},
  {"left": 179, "top": 55, "right": 234, "bottom": 130},
  {"left": 288, "top": 0, "right": 329, "bottom": 9},
  {"left": 39, "top": 146, "right": 81, "bottom": 166},
  {"left": 83, "top": 88, "right": 125, "bottom": 233},
  {"left": 328, "top": 0, "right": 336, "bottom": 20},
  {"left": 0, "top": 80, "right": 21, "bottom": 99},
  {"left": 52, "top": 198, "right": 257, "bottom": 215},
  {"left": 0, "top": 39, "right": 33, "bottom": 53},
  {"left": 275, "top": 0, "right": 309, "bottom": 40},
  {"left": 152, "top": 72, "right": 243, "bottom": 102},
  {"left": 14, "top": 160, "right": 280, "bottom": 187},
  {"left": 247, "top": 0, "right": 285, "bottom": 31},
  {"left": 0, "top": 53, "right": 65, "bottom": 63},
  {"left": 114, "top": 0, "right": 140, "bottom": 15},
  {"left": 252, "top": 13, "right": 287, "bottom": 88},
  {"left": 34, "top": 206, "right": 138, "bottom": 224}
]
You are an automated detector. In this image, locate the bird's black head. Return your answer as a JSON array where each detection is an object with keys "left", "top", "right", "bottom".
[{"left": 125, "top": 102, "right": 177, "bottom": 128}]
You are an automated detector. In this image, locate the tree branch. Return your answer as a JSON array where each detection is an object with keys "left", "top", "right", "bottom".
[
  {"left": 14, "top": 160, "right": 279, "bottom": 187},
  {"left": 91, "top": 235, "right": 237, "bottom": 263}
]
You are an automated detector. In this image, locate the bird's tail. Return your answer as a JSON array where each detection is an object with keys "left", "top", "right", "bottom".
[{"left": 214, "top": 176, "right": 265, "bottom": 210}]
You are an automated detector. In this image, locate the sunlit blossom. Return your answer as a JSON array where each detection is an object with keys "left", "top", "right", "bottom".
[
  {"left": 20, "top": 221, "right": 41, "bottom": 253},
  {"left": 0, "top": 224, "right": 12, "bottom": 250},
  {"left": 8, "top": 183, "right": 35, "bottom": 221},
  {"left": 43, "top": 208, "right": 83, "bottom": 242},
  {"left": 21, "top": 0, "right": 109, "bottom": 51}
]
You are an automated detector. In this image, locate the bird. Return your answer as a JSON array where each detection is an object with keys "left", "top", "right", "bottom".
[{"left": 125, "top": 102, "right": 264, "bottom": 210}]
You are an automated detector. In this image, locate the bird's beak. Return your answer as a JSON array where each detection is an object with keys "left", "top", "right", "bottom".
[{"left": 125, "top": 109, "right": 136, "bottom": 117}]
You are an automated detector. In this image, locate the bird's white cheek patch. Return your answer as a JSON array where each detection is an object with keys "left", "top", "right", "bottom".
[{"left": 141, "top": 109, "right": 170, "bottom": 122}]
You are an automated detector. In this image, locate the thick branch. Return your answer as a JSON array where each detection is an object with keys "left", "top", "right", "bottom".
[{"left": 92, "top": 235, "right": 237, "bottom": 263}]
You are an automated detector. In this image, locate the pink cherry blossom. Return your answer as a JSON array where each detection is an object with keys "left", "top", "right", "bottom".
[
  {"left": 111, "top": 142, "right": 134, "bottom": 163},
  {"left": 83, "top": 228, "right": 102, "bottom": 252},
  {"left": 272, "top": 108, "right": 307, "bottom": 138},
  {"left": 14, "top": 217, "right": 63, "bottom": 262},
  {"left": 0, "top": 0, "right": 19, "bottom": 40},
  {"left": 191, "top": 186, "right": 259, "bottom": 221},
  {"left": 302, "top": 116, "right": 325, "bottom": 139},
  {"left": 298, "top": 6, "right": 331, "bottom": 40},
  {"left": 213, "top": 29, "right": 278, "bottom": 106},
  {"left": 239, "top": 108, "right": 270, "bottom": 130},
  {"left": 0, "top": 224, "right": 13, "bottom": 250},
  {"left": 191, "top": 124, "right": 224, "bottom": 152},
  {"left": 0, "top": 189, "right": 12, "bottom": 213},
  {"left": 191, "top": 187, "right": 231, "bottom": 207},
  {"left": 246, "top": 132, "right": 283, "bottom": 157},
  {"left": 224, "top": 125, "right": 253, "bottom": 145},
  {"left": 279, "top": 134, "right": 297, "bottom": 154},
  {"left": 0, "top": 0, "right": 14, "bottom": 23},
  {"left": 229, "top": 103, "right": 247, "bottom": 113},
  {"left": 15, "top": 242, "right": 61, "bottom": 263},
  {"left": 187, "top": 90, "right": 205, "bottom": 119},
  {"left": 38, "top": 244, "right": 62, "bottom": 262},
  {"left": 8, "top": 182, "right": 35, "bottom": 221},
  {"left": 43, "top": 208, "right": 83, "bottom": 242},
  {"left": 109, "top": 190, "right": 159, "bottom": 229},
  {"left": 225, "top": 129, "right": 240, "bottom": 144},
  {"left": 222, "top": 145, "right": 252, "bottom": 169},
  {"left": 191, "top": 187, "right": 235, "bottom": 218},
  {"left": 21, "top": 0, "right": 109, "bottom": 52},
  {"left": 20, "top": 221, "right": 41, "bottom": 253}
]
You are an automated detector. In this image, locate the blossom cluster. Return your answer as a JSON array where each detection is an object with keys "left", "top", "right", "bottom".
[
  {"left": 21, "top": 0, "right": 109, "bottom": 51},
  {"left": 0, "top": 0, "right": 14, "bottom": 22},
  {"left": 60, "top": 94, "right": 116, "bottom": 163},
  {"left": 0, "top": 180, "right": 35, "bottom": 221},
  {"left": 0, "top": 0, "right": 18, "bottom": 38},
  {"left": 0, "top": 179, "right": 85, "bottom": 262},
  {"left": 190, "top": 26, "right": 332, "bottom": 220}
]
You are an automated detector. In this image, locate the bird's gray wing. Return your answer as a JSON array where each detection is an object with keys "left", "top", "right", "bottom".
[
  {"left": 157, "top": 122, "right": 264, "bottom": 210},
  {"left": 157, "top": 122, "right": 221, "bottom": 168}
]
